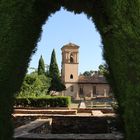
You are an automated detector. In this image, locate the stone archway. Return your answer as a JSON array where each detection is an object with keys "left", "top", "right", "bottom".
[{"left": 0, "top": 1, "right": 140, "bottom": 139}]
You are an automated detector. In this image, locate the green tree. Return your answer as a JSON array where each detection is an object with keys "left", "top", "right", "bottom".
[
  {"left": 45, "top": 64, "right": 50, "bottom": 77},
  {"left": 48, "top": 49, "right": 65, "bottom": 92},
  {"left": 82, "top": 70, "right": 95, "bottom": 76},
  {"left": 38, "top": 55, "right": 45, "bottom": 75},
  {"left": 48, "top": 77, "right": 66, "bottom": 93},
  {"left": 82, "top": 71, "right": 91, "bottom": 76},
  {"left": 49, "top": 49, "right": 60, "bottom": 78},
  {"left": 17, "top": 72, "right": 51, "bottom": 97},
  {"left": 98, "top": 64, "right": 109, "bottom": 76}
]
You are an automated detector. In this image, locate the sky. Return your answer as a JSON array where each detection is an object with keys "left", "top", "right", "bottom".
[{"left": 29, "top": 8, "right": 104, "bottom": 74}]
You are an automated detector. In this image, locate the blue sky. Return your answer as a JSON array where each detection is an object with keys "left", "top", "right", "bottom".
[{"left": 29, "top": 8, "right": 104, "bottom": 74}]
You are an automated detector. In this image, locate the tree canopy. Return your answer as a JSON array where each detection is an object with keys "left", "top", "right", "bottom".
[
  {"left": 81, "top": 64, "right": 109, "bottom": 77},
  {"left": 82, "top": 70, "right": 95, "bottom": 76},
  {"left": 17, "top": 72, "right": 51, "bottom": 97},
  {"left": 48, "top": 49, "right": 65, "bottom": 92},
  {"left": 18, "top": 50, "right": 66, "bottom": 97},
  {"left": 98, "top": 64, "right": 109, "bottom": 76},
  {"left": 49, "top": 49, "right": 60, "bottom": 79},
  {"left": 38, "top": 55, "right": 45, "bottom": 75}
]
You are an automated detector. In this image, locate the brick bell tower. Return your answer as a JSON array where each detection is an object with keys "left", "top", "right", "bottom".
[{"left": 61, "top": 43, "right": 79, "bottom": 98}]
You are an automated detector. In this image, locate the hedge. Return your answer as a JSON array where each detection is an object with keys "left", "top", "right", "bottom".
[
  {"left": 14, "top": 96, "right": 71, "bottom": 107},
  {"left": 0, "top": 1, "right": 140, "bottom": 140}
]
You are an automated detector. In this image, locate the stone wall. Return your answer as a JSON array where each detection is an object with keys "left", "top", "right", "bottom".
[
  {"left": 51, "top": 116, "right": 115, "bottom": 134},
  {"left": 82, "top": 84, "right": 110, "bottom": 97}
]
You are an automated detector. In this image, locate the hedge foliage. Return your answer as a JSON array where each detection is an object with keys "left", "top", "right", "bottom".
[
  {"left": 0, "top": 1, "right": 140, "bottom": 140},
  {"left": 15, "top": 96, "right": 71, "bottom": 107}
]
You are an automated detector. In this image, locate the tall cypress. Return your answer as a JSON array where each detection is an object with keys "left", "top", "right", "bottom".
[
  {"left": 49, "top": 49, "right": 60, "bottom": 79},
  {"left": 48, "top": 49, "right": 65, "bottom": 92},
  {"left": 38, "top": 55, "right": 45, "bottom": 75}
]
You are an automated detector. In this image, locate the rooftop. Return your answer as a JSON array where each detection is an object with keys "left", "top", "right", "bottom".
[
  {"left": 78, "top": 74, "right": 108, "bottom": 84},
  {"left": 61, "top": 42, "right": 79, "bottom": 50}
]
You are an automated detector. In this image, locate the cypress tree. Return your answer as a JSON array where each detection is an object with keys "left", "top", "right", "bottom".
[
  {"left": 48, "top": 49, "right": 65, "bottom": 92},
  {"left": 49, "top": 49, "right": 60, "bottom": 78},
  {"left": 38, "top": 55, "right": 45, "bottom": 75}
]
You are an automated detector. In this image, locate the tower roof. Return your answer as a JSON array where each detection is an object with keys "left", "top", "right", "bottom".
[{"left": 61, "top": 43, "right": 79, "bottom": 50}]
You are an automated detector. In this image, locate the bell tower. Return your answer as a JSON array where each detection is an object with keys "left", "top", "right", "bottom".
[
  {"left": 61, "top": 43, "right": 79, "bottom": 83},
  {"left": 61, "top": 43, "right": 79, "bottom": 98}
]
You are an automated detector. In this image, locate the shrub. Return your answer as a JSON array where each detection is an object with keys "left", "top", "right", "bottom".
[{"left": 14, "top": 96, "right": 71, "bottom": 107}]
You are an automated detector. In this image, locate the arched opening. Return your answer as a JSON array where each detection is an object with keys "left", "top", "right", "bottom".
[
  {"left": 0, "top": 1, "right": 139, "bottom": 139},
  {"left": 29, "top": 7, "right": 103, "bottom": 74},
  {"left": 70, "top": 74, "right": 73, "bottom": 79},
  {"left": 27, "top": 8, "right": 107, "bottom": 105},
  {"left": 70, "top": 53, "right": 74, "bottom": 63}
]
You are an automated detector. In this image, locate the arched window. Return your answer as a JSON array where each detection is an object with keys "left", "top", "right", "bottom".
[
  {"left": 70, "top": 74, "right": 73, "bottom": 79},
  {"left": 70, "top": 54, "right": 74, "bottom": 63}
]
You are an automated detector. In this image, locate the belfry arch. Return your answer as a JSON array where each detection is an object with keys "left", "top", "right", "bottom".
[
  {"left": 70, "top": 53, "right": 74, "bottom": 63},
  {"left": 0, "top": 1, "right": 140, "bottom": 139}
]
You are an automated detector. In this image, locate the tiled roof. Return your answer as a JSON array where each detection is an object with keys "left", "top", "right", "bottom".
[{"left": 78, "top": 75, "right": 108, "bottom": 84}]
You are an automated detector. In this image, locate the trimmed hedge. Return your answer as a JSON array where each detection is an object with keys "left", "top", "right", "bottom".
[{"left": 14, "top": 96, "right": 71, "bottom": 107}]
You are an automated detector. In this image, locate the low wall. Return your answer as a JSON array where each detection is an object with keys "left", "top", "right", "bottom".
[
  {"left": 14, "top": 109, "right": 77, "bottom": 115},
  {"left": 77, "top": 108, "right": 114, "bottom": 114},
  {"left": 51, "top": 116, "right": 115, "bottom": 134}
]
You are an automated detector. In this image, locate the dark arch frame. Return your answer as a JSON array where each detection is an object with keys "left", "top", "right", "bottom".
[{"left": 0, "top": 1, "right": 140, "bottom": 139}]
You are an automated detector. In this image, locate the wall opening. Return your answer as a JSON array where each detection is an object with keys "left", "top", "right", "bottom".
[
  {"left": 28, "top": 7, "right": 104, "bottom": 75},
  {"left": 70, "top": 54, "right": 74, "bottom": 63},
  {"left": 70, "top": 74, "right": 73, "bottom": 79}
]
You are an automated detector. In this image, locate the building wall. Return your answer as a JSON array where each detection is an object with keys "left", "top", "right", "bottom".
[
  {"left": 79, "top": 84, "right": 110, "bottom": 98},
  {"left": 63, "top": 83, "right": 110, "bottom": 99},
  {"left": 63, "top": 83, "right": 79, "bottom": 99},
  {"left": 96, "top": 84, "right": 110, "bottom": 97},
  {"left": 62, "top": 64, "right": 78, "bottom": 83}
]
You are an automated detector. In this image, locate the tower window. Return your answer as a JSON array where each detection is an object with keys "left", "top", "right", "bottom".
[
  {"left": 70, "top": 54, "right": 74, "bottom": 63},
  {"left": 70, "top": 74, "right": 73, "bottom": 79}
]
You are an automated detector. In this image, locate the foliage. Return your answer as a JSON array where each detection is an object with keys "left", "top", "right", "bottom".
[
  {"left": 17, "top": 72, "right": 51, "bottom": 97},
  {"left": 48, "top": 77, "right": 66, "bottom": 93},
  {"left": 14, "top": 96, "right": 71, "bottom": 107},
  {"left": 48, "top": 49, "right": 66, "bottom": 92},
  {"left": 82, "top": 70, "right": 95, "bottom": 76},
  {"left": 38, "top": 55, "right": 45, "bottom": 75},
  {"left": 49, "top": 49, "right": 60, "bottom": 79},
  {"left": 82, "top": 64, "right": 109, "bottom": 77},
  {"left": 0, "top": 1, "right": 140, "bottom": 139},
  {"left": 98, "top": 64, "right": 109, "bottom": 76}
]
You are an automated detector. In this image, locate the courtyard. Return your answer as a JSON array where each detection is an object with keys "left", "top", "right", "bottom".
[{"left": 13, "top": 98, "right": 124, "bottom": 140}]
